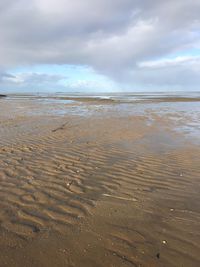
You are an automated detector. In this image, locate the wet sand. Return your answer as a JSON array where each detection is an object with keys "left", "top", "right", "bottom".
[{"left": 0, "top": 96, "right": 200, "bottom": 267}]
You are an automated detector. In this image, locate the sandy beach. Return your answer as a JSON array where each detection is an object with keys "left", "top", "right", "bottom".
[{"left": 0, "top": 95, "right": 200, "bottom": 267}]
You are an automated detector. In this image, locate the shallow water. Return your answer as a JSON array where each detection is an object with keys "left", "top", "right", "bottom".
[{"left": 1, "top": 93, "right": 200, "bottom": 141}]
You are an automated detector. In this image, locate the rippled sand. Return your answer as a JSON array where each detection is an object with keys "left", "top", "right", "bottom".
[{"left": 0, "top": 97, "right": 200, "bottom": 267}]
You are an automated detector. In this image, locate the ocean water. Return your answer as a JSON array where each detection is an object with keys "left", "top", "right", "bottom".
[{"left": 6, "top": 91, "right": 200, "bottom": 101}]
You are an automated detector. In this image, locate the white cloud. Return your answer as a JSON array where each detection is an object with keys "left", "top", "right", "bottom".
[
  {"left": 0, "top": 0, "right": 200, "bottom": 91},
  {"left": 138, "top": 56, "right": 200, "bottom": 69}
]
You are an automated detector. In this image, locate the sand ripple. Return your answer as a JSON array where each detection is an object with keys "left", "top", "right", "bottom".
[{"left": 0, "top": 100, "right": 200, "bottom": 266}]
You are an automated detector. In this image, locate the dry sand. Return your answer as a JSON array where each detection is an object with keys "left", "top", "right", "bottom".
[{"left": 0, "top": 97, "right": 200, "bottom": 267}]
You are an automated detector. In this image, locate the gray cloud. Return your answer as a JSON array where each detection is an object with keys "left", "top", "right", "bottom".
[
  {"left": 0, "top": 72, "right": 67, "bottom": 92},
  {"left": 0, "top": 0, "right": 200, "bottom": 90},
  {"left": 0, "top": 72, "right": 16, "bottom": 81}
]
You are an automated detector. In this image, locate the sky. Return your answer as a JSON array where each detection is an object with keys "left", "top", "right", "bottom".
[{"left": 0, "top": 0, "right": 200, "bottom": 93}]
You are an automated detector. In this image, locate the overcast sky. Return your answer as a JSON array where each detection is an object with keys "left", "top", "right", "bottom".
[{"left": 0, "top": 0, "right": 200, "bottom": 92}]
